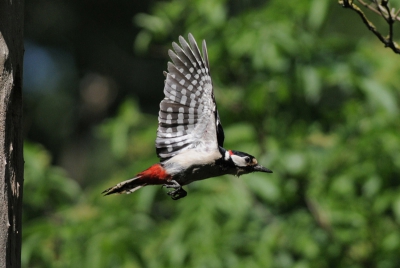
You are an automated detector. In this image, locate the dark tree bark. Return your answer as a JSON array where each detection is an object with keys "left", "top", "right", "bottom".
[{"left": 0, "top": 0, "right": 24, "bottom": 267}]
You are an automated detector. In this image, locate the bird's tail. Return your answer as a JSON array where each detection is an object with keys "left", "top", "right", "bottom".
[
  {"left": 102, "top": 176, "right": 146, "bottom": 196},
  {"left": 102, "top": 164, "right": 171, "bottom": 196}
]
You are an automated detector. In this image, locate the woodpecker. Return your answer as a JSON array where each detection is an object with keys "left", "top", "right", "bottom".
[{"left": 102, "top": 33, "right": 272, "bottom": 200}]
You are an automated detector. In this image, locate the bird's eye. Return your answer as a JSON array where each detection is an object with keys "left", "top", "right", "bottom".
[{"left": 244, "top": 156, "right": 251, "bottom": 163}]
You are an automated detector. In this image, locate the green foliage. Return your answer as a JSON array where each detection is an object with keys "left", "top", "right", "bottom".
[
  {"left": 23, "top": 143, "right": 81, "bottom": 220},
  {"left": 22, "top": 0, "right": 400, "bottom": 267},
  {"left": 22, "top": 143, "right": 82, "bottom": 267}
]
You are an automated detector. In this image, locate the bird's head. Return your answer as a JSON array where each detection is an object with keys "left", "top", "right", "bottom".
[{"left": 227, "top": 150, "right": 272, "bottom": 177}]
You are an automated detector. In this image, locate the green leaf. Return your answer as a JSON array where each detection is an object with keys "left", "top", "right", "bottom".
[
  {"left": 308, "top": 0, "right": 329, "bottom": 30},
  {"left": 360, "top": 78, "right": 399, "bottom": 116},
  {"left": 302, "top": 66, "right": 321, "bottom": 103}
]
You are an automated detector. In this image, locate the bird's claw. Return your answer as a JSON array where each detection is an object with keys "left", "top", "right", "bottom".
[
  {"left": 162, "top": 184, "right": 178, "bottom": 189},
  {"left": 162, "top": 180, "right": 186, "bottom": 200},
  {"left": 167, "top": 187, "right": 187, "bottom": 200},
  {"left": 162, "top": 180, "right": 181, "bottom": 189}
]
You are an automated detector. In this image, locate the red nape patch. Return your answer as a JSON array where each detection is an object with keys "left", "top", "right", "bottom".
[
  {"left": 138, "top": 164, "right": 171, "bottom": 185},
  {"left": 228, "top": 150, "right": 234, "bottom": 156}
]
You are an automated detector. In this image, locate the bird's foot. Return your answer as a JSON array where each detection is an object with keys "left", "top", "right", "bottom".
[
  {"left": 162, "top": 180, "right": 181, "bottom": 189},
  {"left": 162, "top": 180, "right": 187, "bottom": 200},
  {"left": 167, "top": 187, "right": 187, "bottom": 200}
]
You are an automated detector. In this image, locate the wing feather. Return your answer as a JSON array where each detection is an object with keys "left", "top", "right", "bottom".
[
  {"left": 202, "top": 40, "right": 210, "bottom": 72},
  {"left": 188, "top": 34, "right": 207, "bottom": 74},
  {"left": 156, "top": 34, "right": 224, "bottom": 161}
]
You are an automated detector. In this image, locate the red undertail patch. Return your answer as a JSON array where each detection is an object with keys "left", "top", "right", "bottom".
[{"left": 138, "top": 164, "right": 171, "bottom": 185}]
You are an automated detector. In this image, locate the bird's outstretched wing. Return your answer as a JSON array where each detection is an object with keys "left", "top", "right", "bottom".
[{"left": 156, "top": 33, "right": 224, "bottom": 162}]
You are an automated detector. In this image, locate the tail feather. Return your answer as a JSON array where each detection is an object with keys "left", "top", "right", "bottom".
[
  {"left": 102, "top": 176, "right": 146, "bottom": 196},
  {"left": 103, "top": 164, "right": 170, "bottom": 196}
]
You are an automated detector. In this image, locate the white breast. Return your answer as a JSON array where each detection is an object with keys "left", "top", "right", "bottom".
[{"left": 163, "top": 148, "right": 223, "bottom": 184}]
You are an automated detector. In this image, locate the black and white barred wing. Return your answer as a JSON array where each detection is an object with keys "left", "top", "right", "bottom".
[{"left": 156, "top": 33, "right": 224, "bottom": 162}]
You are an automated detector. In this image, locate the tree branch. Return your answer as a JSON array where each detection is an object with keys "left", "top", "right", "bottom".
[
  {"left": 357, "top": 0, "right": 400, "bottom": 22},
  {"left": 339, "top": 0, "right": 400, "bottom": 54}
]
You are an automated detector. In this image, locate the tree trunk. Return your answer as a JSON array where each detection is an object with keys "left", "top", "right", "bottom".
[{"left": 0, "top": 0, "right": 25, "bottom": 267}]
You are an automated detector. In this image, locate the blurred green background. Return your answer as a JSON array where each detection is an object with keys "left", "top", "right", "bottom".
[{"left": 22, "top": 0, "right": 400, "bottom": 267}]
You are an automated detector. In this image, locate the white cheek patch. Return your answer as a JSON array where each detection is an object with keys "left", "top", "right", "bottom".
[
  {"left": 225, "top": 151, "right": 230, "bottom": 161},
  {"left": 231, "top": 155, "right": 247, "bottom": 167}
]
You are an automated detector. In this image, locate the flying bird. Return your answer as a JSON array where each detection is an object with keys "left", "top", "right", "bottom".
[{"left": 102, "top": 34, "right": 272, "bottom": 200}]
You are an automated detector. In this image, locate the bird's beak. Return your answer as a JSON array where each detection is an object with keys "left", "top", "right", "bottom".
[{"left": 253, "top": 165, "right": 273, "bottom": 173}]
